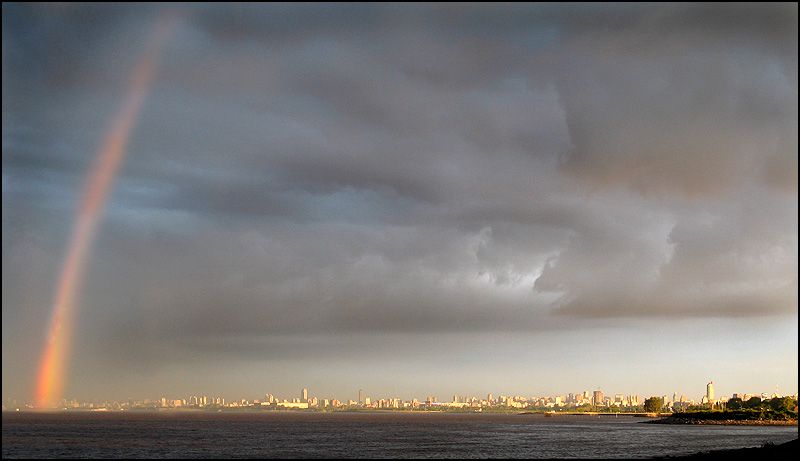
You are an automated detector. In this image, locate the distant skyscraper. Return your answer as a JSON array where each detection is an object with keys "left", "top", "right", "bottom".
[
  {"left": 706, "top": 382, "right": 714, "bottom": 401},
  {"left": 358, "top": 389, "right": 364, "bottom": 404},
  {"left": 302, "top": 388, "right": 309, "bottom": 401},
  {"left": 592, "top": 390, "right": 604, "bottom": 407}
]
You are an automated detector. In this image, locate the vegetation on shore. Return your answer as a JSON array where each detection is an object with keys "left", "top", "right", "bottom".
[
  {"left": 663, "top": 409, "right": 796, "bottom": 422},
  {"left": 672, "top": 396, "right": 796, "bottom": 421},
  {"left": 647, "top": 396, "right": 797, "bottom": 425}
]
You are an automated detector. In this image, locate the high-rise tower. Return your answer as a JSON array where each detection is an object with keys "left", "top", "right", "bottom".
[{"left": 592, "top": 390, "right": 604, "bottom": 407}]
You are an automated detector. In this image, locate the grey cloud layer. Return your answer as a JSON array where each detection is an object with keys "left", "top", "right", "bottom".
[{"left": 2, "top": 4, "right": 797, "bottom": 369}]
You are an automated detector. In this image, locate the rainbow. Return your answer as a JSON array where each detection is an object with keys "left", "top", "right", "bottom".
[{"left": 35, "top": 16, "right": 177, "bottom": 408}]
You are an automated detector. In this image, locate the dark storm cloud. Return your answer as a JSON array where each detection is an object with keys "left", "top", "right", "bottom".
[{"left": 2, "top": 2, "right": 797, "bottom": 378}]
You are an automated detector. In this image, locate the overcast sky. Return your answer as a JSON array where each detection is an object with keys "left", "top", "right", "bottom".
[{"left": 2, "top": 3, "right": 797, "bottom": 403}]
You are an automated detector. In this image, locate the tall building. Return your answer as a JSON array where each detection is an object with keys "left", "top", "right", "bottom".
[
  {"left": 706, "top": 382, "right": 714, "bottom": 401},
  {"left": 592, "top": 390, "right": 604, "bottom": 407},
  {"left": 358, "top": 389, "right": 364, "bottom": 405},
  {"left": 302, "top": 388, "right": 309, "bottom": 402}
]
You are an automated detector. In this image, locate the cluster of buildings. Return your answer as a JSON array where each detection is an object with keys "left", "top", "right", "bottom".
[
  {"left": 685, "top": 381, "right": 793, "bottom": 411},
  {"left": 17, "top": 390, "right": 643, "bottom": 411},
  {"left": 6, "top": 381, "right": 795, "bottom": 412}
]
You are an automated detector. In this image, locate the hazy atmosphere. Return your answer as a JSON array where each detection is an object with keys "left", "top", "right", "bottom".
[{"left": 2, "top": 3, "right": 797, "bottom": 403}]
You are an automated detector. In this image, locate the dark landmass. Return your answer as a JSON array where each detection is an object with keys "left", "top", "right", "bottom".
[
  {"left": 645, "top": 409, "right": 798, "bottom": 426},
  {"left": 654, "top": 438, "right": 798, "bottom": 459}
]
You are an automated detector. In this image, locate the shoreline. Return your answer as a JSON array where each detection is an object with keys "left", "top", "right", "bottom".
[
  {"left": 4, "top": 409, "right": 798, "bottom": 426},
  {"left": 645, "top": 417, "right": 797, "bottom": 426},
  {"left": 654, "top": 438, "right": 798, "bottom": 459}
]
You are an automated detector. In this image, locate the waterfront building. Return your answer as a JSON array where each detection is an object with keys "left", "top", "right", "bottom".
[
  {"left": 278, "top": 401, "right": 309, "bottom": 409},
  {"left": 592, "top": 390, "right": 604, "bottom": 407}
]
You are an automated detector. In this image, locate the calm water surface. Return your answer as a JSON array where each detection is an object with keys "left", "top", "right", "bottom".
[{"left": 2, "top": 411, "right": 797, "bottom": 458}]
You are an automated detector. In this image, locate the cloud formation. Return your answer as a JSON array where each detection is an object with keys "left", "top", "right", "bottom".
[{"left": 2, "top": 3, "right": 797, "bottom": 398}]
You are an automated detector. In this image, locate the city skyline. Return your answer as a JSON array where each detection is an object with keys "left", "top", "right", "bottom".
[
  {"left": 3, "top": 4, "right": 797, "bottom": 405},
  {"left": 4, "top": 378, "right": 796, "bottom": 410},
  {"left": 8, "top": 381, "right": 795, "bottom": 410}
]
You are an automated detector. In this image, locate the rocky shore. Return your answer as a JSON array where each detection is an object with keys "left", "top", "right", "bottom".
[{"left": 645, "top": 417, "right": 797, "bottom": 426}]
